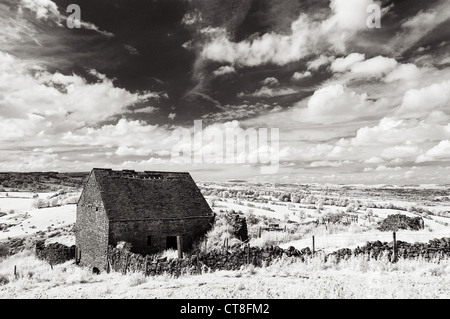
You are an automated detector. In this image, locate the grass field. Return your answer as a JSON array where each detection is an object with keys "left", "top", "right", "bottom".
[
  {"left": 1, "top": 186, "right": 450, "bottom": 299},
  {"left": 1, "top": 251, "right": 449, "bottom": 299}
]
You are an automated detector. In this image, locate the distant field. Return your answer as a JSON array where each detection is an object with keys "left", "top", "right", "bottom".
[{"left": 1, "top": 182, "right": 450, "bottom": 299}]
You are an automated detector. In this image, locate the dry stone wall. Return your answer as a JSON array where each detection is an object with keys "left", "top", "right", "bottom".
[
  {"left": 35, "top": 240, "right": 76, "bottom": 265},
  {"left": 105, "top": 244, "right": 313, "bottom": 276},
  {"left": 34, "top": 236, "right": 450, "bottom": 275},
  {"left": 328, "top": 237, "right": 450, "bottom": 261},
  {"left": 377, "top": 214, "right": 424, "bottom": 231}
]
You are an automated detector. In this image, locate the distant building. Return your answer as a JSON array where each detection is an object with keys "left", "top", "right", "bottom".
[{"left": 75, "top": 168, "right": 215, "bottom": 270}]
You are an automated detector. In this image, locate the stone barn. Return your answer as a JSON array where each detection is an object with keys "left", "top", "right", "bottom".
[{"left": 75, "top": 168, "right": 215, "bottom": 270}]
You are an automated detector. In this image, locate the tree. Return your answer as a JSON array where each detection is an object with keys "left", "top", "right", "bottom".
[
  {"left": 291, "top": 194, "right": 301, "bottom": 203},
  {"left": 246, "top": 211, "right": 259, "bottom": 225},
  {"left": 33, "top": 198, "right": 49, "bottom": 209}
]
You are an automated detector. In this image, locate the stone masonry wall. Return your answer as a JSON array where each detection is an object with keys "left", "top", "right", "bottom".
[
  {"left": 106, "top": 236, "right": 450, "bottom": 277},
  {"left": 108, "top": 216, "right": 214, "bottom": 256},
  {"left": 75, "top": 172, "right": 110, "bottom": 270},
  {"left": 35, "top": 236, "right": 450, "bottom": 275}
]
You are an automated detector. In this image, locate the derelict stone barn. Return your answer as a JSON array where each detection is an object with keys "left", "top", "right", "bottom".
[{"left": 75, "top": 168, "right": 215, "bottom": 270}]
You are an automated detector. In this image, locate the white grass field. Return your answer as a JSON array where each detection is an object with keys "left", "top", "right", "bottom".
[
  {"left": 1, "top": 251, "right": 449, "bottom": 299},
  {"left": 1, "top": 187, "right": 450, "bottom": 299}
]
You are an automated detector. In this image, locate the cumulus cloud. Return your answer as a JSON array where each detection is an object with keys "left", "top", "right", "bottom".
[
  {"left": 200, "top": 0, "right": 383, "bottom": 67},
  {"left": 238, "top": 86, "right": 296, "bottom": 98},
  {"left": 293, "top": 84, "right": 378, "bottom": 124},
  {"left": 0, "top": 114, "right": 46, "bottom": 142},
  {"left": 200, "top": 18, "right": 320, "bottom": 67},
  {"left": 115, "top": 146, "right": 152, "bottom": 156},
  {"left": 349, "top": 56, "right": 398, "bottom": 77},
  {"left": 291, "top": 71, "right": 312, "bottom": 81},
  {"left": 310, "top": 160, "right": 352, "bottom": 168},
  {"left": 278, "top": 143, "right": 351, "bottom": 163},
  {"left": 20, "top": 0, "right": 59, "bottom": 20},
  {"left": 306, "top": 55, "right": 335, "bottom": 71},
  {"left": 396, "top": 80, "right": 450, "bottom": 118},
  {"left": 322, "top": 0, "right": 377, "bottom": 32},
  {"left": 381, "top": 144, "right": 420, "bottom": 160},
  {"left": 0, "top": 51, "right": 157, "bottom": 123},
  {"left": 61, "top": 119, "right": 172, "bottom": 149},
  {"left": 202, "top": 103, "right": 273, "bottom": 122},
  {"left": 260, "top": 77, "right": 279, "bottom": 87},
  {"left": 364, "top": 157, "right": 384, "bottom": 164},
  {"left": 331, "top": 53, "right": 366, "bottom": 73},
  {"left": 374, "top": 165, "right": 402, "bottom": 172},
  {"left": 416, "top": 140, "right": 450, "bottom": 163},
  {"left": 350, "top": 117, "right": 450, "bottom": 146},
  {"left": 384, "top": 64, "right": 421, "bottom": 83},
  {"left": 332, "top": 54, "right": 398, "bottom": 77},
  {"left": 213, "top": 65, "right": 236, "bottom": 76}
]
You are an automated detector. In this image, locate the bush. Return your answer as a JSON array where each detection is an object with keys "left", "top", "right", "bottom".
[
  {"left": 128, "top": 272, "right": 148, "bottom": 287},
  {"left": 0, "top": 274, "right": 9, "bottom": 285},
  {"left": 33, "top": 198, "right": 50, "bottom": 209},
  {"left": 246, "top": 212, "right": 259, "bottom": 226},
  {"left": 0, "top": 244, "right": 8, "bottom": 258}
]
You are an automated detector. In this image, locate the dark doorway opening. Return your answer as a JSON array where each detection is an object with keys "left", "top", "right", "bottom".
[{"left": 166, "top": 236, "right": 177, "bottom": 250}]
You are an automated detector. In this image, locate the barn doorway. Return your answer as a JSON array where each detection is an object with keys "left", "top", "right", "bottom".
[{"left": 166, "top": 236, "right": 177, "bottom": 250}]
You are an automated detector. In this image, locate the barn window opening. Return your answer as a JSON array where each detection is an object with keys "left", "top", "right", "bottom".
[
  {"left": 147, "top": 236, "right": 152, "bottom": 246},
  {"left": 166, "top": 236, "right": 177, "bottom": 250}
]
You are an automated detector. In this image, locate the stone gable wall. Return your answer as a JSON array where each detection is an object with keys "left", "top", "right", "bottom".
[{"left": 75, "top": 172, "right": 110, "bottom": 270}]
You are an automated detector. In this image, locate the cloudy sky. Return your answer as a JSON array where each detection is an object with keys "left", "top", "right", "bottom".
[{"left": 1, "top": 0, "right": 450, "bottom": 184}]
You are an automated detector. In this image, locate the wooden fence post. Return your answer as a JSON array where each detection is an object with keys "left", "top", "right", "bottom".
[
  {"left": 144, "top": 255, "right": 149, "bottom": 276},
  {"left": 123, "top": 253, "right": 129, "bottom": 275},
  {"left": 392, "top": 231, "right": 398, "bottom": 263},
  {"left": 258, "top": 227, "right": 262, "bottom": 238},
  {"left": 196, "top": 251, "right": 200, "bottom": 274},
  {"left": 312, "top": 236, "right": 315, "bottom": 255},
  {"left": 14, "top": 265, "right": 17, "bottom": 279},
  {"left": 177, "top": 235, "right": 183, "bottom": 259}
]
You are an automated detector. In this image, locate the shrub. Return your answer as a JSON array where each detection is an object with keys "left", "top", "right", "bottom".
[
  {"left": 128, "top": 272, "right": 148, "bottom": 287},
  {"left": 246, "top": 212, "right": 259, "bottom": 226},
  {"left": 33, "top": 198, "right": 50, "bottom": 209},
  {"left": 0, "top": 274, "right": 9, "bottom": 285},
  {"left": 0, "top": 244, "right": 8, "bottom": 258}
]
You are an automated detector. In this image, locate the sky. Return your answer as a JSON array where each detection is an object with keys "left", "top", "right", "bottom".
[{"left": 0, "top": 0, "right": 450, "bottom": 184}]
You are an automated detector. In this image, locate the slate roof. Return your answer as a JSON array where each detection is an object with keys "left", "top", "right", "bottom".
[{"left": 90, "top": 168, "right": 214, "bottom": 221}]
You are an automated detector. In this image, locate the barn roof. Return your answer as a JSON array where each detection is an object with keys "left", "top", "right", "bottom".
[{"left": 90, "top": 168, "right": 213, "bottom": 220}]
